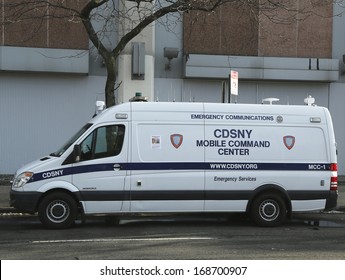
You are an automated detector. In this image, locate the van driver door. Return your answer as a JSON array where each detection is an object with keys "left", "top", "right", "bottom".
[{"left": 71, "top": 123, "right": 128, "bottom": 214}]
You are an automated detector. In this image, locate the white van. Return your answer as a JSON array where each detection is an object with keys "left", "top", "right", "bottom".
[{"left": 10, "top": 101, "right": 338, "bottom": 229}]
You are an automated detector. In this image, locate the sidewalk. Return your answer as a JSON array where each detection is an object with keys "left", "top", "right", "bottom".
[{"left": 1, "top": 177, "right": 345, "bottom": 213}]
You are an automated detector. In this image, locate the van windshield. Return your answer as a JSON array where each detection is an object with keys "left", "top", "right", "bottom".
[{"left": 50, "top": 123, "right": 93, "bottom": 157}]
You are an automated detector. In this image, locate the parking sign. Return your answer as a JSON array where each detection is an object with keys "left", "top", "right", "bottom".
[{"left": 231, "top": 70, "right": 238, "bottom": 96}]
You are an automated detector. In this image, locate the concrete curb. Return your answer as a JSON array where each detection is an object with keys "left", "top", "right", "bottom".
[{"left": 0, "top": 208, "right": 23, "bottom": 214}]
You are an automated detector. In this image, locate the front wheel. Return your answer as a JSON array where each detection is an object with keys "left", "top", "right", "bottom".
[
  {"left": 38, "top": 192, "right": 78, "bottom": 229},
  {"left": 250, "top": 193, "right": 287, "bottom": 227}
]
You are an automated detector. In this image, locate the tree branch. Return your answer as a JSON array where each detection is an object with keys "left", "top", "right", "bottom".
[{"left": 80, "top": 0, "right": 111, "bottom": 59}]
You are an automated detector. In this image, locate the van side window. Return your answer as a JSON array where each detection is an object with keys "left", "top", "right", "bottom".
[{"left": 80, "top": 125, "right": 125, "bottom": 161}]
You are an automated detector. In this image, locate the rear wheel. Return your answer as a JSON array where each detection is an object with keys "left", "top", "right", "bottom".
[
  {"left": 38, "top": 192, "right": 78, "bottom": 229},
  {"left": 250, "top": 193, "right": 287, "bottom": 227}
]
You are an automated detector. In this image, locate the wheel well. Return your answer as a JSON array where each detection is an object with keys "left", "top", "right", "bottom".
[
  {"left": 246, "top": 184, "right": 292, "bottom": 215},
  {"left": 35, "top": 188, "right": 81, "bottom": 213}
]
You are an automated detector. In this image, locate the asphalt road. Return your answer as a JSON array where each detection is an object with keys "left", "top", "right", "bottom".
[
  {"left": 0, "top": 212, "right": 345, "bottom": 259},
  {"left": 1, "top": 181, "right": 345, "bottom": 260}
]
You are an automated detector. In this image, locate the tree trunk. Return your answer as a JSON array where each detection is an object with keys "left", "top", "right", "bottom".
[{"left": 104, "top": 56, "right": 116, "bottom": 107}]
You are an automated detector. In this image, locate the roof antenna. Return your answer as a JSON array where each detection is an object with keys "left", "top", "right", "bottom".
[{"left": 304, "top": 95, "right": 316, "bottom": 106}]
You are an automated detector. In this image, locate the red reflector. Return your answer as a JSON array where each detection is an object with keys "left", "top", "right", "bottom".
[
  {"left": 330, "top": 163, "right": 338, "bottom": 190},
  {"left": 331, "top": 176, "right": 338, "bottom": 191},
  {"left": 331, "top": 163, "right": 338, "bottom": 171}
]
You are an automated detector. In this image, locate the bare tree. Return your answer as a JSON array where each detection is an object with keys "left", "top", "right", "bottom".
[{"left": 1, "top": 0, "right": 335, "bottom": 106}]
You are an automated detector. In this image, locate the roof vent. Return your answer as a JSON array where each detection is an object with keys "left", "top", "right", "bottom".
[
  {"left": 94, "top": 101, "right": 105, "bottom": 116},
  {"left": 262, "top": 98, "right": 279, "bottom": 105}
]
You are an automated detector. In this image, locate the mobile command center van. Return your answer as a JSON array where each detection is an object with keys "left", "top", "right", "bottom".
[{"left": 10, "top": 101, "right": 338, "bottom": 229}]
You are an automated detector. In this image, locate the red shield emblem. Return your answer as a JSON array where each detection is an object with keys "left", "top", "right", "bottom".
[
  {"left": 170, "top": 134, "right": 183, "bottom": 149},
  {"left": 283, "top": 136, "right": 295, "bottom": 150}
]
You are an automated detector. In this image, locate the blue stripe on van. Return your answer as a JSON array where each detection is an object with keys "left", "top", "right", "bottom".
[
  {"left": 78, "top": 190, "right": 331, "bottom": 202},
  {"left": 123, "top": 162, "right": 331, "bottom": 171},
  {"left": 29, "top": 162, "right": 331, "bottom": 183}
]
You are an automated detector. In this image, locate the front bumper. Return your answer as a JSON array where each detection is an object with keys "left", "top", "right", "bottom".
[{"left": 10, "top": 190, "right": 41, "bottom": 214}]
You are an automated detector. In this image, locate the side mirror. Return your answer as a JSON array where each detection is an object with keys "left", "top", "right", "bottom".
[{"left": 73, "top": 145, "right": 81, "bottom": 163}]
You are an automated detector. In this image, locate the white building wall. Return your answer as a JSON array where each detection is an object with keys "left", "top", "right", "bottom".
[
  {"left": 118, "top": 54, "right": 155, "bottom": 103},
  {"left": 329, "top": 83, "right": 345, "bottom": 175},
  {"left": 155, "top": 79, "right": 329, "bottom": 106},
  {"left": 331, "top": 1, "right": 345, "bottom": 175},
  {"left": 116, "top": 0, "right": 155, "bottom": 103},
  {"left": 0, "top": 73, "right": 106, "bottom": 174}
]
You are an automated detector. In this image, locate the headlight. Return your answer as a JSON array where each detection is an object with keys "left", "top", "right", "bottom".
[{"left": 12, "top": 172, "right": 34, "bottom": 188}]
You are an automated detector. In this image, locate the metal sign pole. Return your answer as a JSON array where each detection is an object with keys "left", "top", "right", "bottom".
[{"left": 228, "top": 73, "right": 231, "bottom": 103}]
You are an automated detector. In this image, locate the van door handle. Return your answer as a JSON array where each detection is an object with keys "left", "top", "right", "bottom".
[{"left": 113, "top": 164, "right": 121, "bottom": 171}]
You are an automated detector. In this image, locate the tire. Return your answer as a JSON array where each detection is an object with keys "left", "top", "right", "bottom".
[
  {"left": 250, "top": 193, "right": 287, "bottom": 227},
  {"left": 38, "top": 192, "right": 78, "bottom": 229}
]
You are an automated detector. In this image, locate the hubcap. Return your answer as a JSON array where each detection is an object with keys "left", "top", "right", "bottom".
[
  {"left": 46, "top": 200, "right": 69, "bottom": 223},
  {"left": 259, "top": 200, "right": 279, "bottom": 222}
]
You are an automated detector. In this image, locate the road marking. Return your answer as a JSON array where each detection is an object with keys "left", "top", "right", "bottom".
[{"left": 32, "top": 237, "right": 214, "bottom": 244}]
